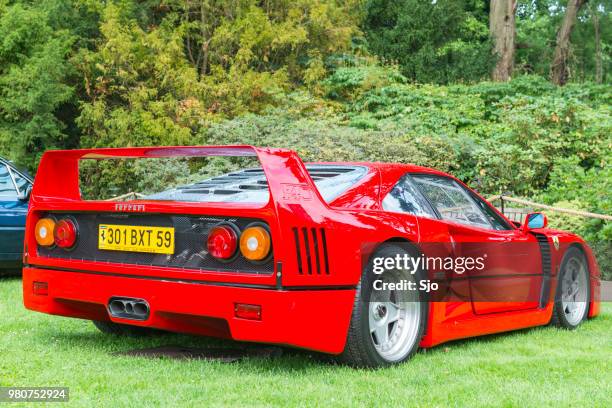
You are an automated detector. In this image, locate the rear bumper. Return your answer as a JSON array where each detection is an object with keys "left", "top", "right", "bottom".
[{"left": 22, "top": 267, "right": 356, "bottom": 354}]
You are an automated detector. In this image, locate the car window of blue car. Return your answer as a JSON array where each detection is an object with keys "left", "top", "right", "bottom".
[
  {"left": 10, "top": 168, "right": 30, "bottom": 195},
  {"left": 0, "top": 164, "right": 18, "bottom": 198}
]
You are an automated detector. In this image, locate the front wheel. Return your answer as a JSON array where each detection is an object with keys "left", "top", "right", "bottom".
[
  {"left": 339, "top": 244, "right": 428, "bottom": 367},
  {"left": 550, "top": 247, "right": 590, "bottom": 329}
]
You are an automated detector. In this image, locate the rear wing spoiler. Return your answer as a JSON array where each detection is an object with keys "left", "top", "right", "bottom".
[
  {"left": 31, "top": 145, "right": 329, "bottom": 210},
  {"left": 29, "top": 145, "right": 352, "bottom": 287}
]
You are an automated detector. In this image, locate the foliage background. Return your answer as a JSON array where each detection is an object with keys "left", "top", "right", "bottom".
[{"left": 0, "top": 0, "right": 609, "bottom": 276}]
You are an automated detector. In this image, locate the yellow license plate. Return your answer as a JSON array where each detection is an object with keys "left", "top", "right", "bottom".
[{"left": 98, "top": 224, "right": 175, "bottom": 255}]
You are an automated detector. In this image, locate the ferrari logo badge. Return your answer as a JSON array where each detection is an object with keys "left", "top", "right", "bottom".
[
  {"left": 281, "top": 183, "right": 312, "bottom": 202},
  {"left": 552, "top": 236, "right": 560, "bottom": 250}
]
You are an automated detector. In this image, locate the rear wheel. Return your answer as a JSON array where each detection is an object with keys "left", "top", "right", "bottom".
[
  {"left": 93, "top": 320, "right": 158, "bottom": 337},
  {"left": 339, "top": 244, "right": 428, "bottom": 367},
  {"left": 550, "top": 247, "right": 590, "bottom": 329}
]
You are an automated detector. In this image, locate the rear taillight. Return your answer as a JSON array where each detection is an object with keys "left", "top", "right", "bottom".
[
  {"left": 240, "top": 226, "right": 271, "bottom": 261},
  {"left": 35, "top": 218, "right": 56, "bottom": 247},
  {"left": 207, "top": 225, "right": 238, "bottom": 260},
  {"left": 54, "top": 218, "right": 78, "bottom": 249}
]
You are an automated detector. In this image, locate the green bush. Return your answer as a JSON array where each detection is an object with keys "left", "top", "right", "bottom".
[{"left": 199, "top": 74, "right": 610, "bottom": 276}]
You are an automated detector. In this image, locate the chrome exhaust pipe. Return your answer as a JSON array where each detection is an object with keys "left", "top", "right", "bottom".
[
  {"left": 109, "top": 299, "right": 126, "bottom": 315},
  {"left": 107, "top": 297, "right": 150, "bottom": 321}
]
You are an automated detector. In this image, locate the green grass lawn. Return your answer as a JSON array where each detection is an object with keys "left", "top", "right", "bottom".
[{"left": 1, "top": 276, "right": 610, "bottom": 407}]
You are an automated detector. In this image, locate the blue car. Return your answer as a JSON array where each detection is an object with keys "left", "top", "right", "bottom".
[{"left": 0, "top": 157, "right": 32, "bottom": 271}]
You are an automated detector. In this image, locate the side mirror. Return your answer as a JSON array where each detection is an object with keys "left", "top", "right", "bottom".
[
  {"left": 17, "top": 185, "right": 32, "bottom": 201},
  {"left": 523, "top": 212, "right": 547, "bottom": 232}
]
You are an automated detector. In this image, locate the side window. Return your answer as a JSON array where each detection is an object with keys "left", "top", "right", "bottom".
[
  {"left": 382, "top": 175, "right": 436, "bottom": 218},
  {"left": 0, "top": 164, "right": 18, "bottom": 198},
  {"left": 467, "top": 191, "right": 513, "bottom": 230},
  {"left": 412, "top": 175, "right": 491, "bottom": 229},
  {"left": 9, "top": 168, "right": 31, "bottom": 196}
]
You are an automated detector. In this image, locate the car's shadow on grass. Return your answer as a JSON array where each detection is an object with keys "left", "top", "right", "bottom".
[
  {"left": 48, "top": 327, "right": 327, "bottom": 370},
  {"left": 45, "top": 323, "right": 555, "bottom": 372},
  {"left": 33, "top": 300, "right": 607, "bottom": 372},
  {"left": 0, "top": 271, "right": 22, "bottom": 279}
]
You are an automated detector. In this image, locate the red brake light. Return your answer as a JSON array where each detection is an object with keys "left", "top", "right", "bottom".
[
  {"left": 54, "top": 219, "right": 78, "bottom": 249},
  {"left": 207, "top": 225, "right": 237, "bottom": 260}
]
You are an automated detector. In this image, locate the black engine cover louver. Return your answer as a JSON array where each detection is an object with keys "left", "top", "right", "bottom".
[
  {"left": 292, "top": 227, "right": 330, "bottom": 275},
  {"left": 39, "top": 213, "right": 273, "bottom": 274}
]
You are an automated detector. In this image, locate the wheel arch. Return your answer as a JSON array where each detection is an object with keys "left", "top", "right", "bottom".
[
  {"left": 569, "top": 241, "right": 588, "bottom": 259},
  {"left": 380, "top": 237, "right": 424, "bottom": 258},
  {"left": 566, "top": 242, "right": 601, "bottom": 319},
  {"left": 360, "top": 237, "right": 425, "bottom": 273},
  {"left": 552, "top": 243, "right": 588, "bottom": 294}
]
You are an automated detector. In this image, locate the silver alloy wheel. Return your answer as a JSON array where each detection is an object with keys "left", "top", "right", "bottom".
[
  {"left": 368, "top": 270, "right": 421, "bottom": 362},
  {"left": 561, "top": 257, "right": 588, "bottom": 326}
]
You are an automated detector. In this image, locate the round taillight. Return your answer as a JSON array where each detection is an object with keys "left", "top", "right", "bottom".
[
  {"left": 54, "top": 219, "right": 78, "bottom": 249},
  {"left": 207, "top": 225, "right": 238, "bottom": 260},
  {"left": 35, "top": 218, "right": 56, "bottom": 247},
  {"left": 240, "top": 226, "right": 271, "bottom": 261}
]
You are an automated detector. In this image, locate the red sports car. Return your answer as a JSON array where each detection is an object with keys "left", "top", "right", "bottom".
[{"left": 23, "top": 146, "right": 601, "bottom": 367}]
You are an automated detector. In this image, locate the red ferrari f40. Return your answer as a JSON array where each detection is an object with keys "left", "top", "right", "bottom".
[{"left": 23, "top": 146, "right": 601, "bottom": 367}]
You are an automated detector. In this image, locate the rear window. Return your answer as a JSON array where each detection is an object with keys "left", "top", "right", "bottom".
[
  {"left": 79, "top": 157, "right": 366, "bottom": 204},
  {"left": 147, "top": 165, "right": 367, "bottom": 204}
]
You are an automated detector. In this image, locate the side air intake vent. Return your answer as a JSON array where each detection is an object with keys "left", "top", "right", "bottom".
[
  {"left": 533, "top": 232, "right": 552, "bottom": 307},
  {"left": 292, "top": 227, "right": 330, "bottom": 275}
]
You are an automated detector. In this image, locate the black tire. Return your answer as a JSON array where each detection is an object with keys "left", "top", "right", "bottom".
[
  {"left": 338, "top": 244, "right": 428, "bottom": 367},
  {"left": 93, "top": 320, "right": 159, "bottom": 337},
  {"left": 550, "top": 246, "right": 590, "bottom": 329}
]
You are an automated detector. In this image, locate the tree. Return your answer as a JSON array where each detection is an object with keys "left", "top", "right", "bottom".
[
  {"left": 0, "top": 2, "right": 76, "bottom": 171},
  {"left": 490, "top": 0, "right": 517, "bottom": 81},
  {"left": 550, "top": 0, "right": 589, "bottom": 85},
  {"left": 589, "top": 3, "right": 603, "bottom": 83},
  {"left": 75, "top": 1, "right": 360, "bottom": 148},
  {"left": 363, "top": 0, "right": 493, "bottom": 83}
]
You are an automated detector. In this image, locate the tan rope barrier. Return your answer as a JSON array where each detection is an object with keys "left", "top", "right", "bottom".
[{"left": 488, "top": 195, "right": 612, "bottom": 221}]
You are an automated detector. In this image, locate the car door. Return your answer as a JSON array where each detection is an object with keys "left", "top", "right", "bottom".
[
  {"left": 411, "top": 174, "right": 542, "bottom": 315},
  {"left": 0, "top": 163, "right": 29, "bottom": 262}
]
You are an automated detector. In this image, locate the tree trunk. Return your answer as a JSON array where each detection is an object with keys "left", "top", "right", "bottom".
[
  {"left": 592, "top": 6, "right": 602, "bottom": 83},
  {"left": 200, "top": 0, "right": 209, "bottom": 77},
  {"left": 550, "top": 0, "right": 588, "bottom": 86},
  {"left": 490, "top": 0, "right": 517, "bottom": 82}
]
